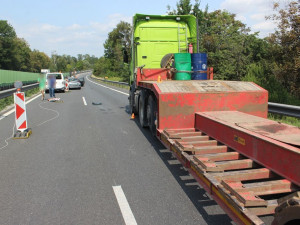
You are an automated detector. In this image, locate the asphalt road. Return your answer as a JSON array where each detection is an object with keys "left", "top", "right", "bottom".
[{"left": 0, "top": 76, "right": 272, "bottom": 225}]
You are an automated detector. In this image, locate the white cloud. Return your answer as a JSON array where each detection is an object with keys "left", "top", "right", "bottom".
[
  {"left": 221, "top": 0, "right": 272, "bottom": 14},
  {"left": 250, "top": 13, "right": 266, "bottom": 21},
  {"left": 235, "top": 15, "right": 246, "bottom": 23},
  {"left": 40, "top": 24, "right": 61, "bottom": 32},
  {"left": 220, "top": 0, "right": 278, "bottom": 37},
  {"left": 90, "top": 13, "right": 131, "bottom": 33},
  {"left": 67, "top": 24, "right": 82, "bottom": 30},
  {"left": 12, "top": 13, "right": 131, "bottom": 57},
  {"left": 252, "top": 20, "right": 277, "bottom": 31}
]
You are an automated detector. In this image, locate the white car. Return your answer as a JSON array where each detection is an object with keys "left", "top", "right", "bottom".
[{"left": 45, "top": 72, "right": 65, "bottom": 92}]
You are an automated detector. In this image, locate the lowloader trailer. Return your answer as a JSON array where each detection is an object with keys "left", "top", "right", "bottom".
[{"left": 128, "top": 14, "right": 300, "bottom": 225}]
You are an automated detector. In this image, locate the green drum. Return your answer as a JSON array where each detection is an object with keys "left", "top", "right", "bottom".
[{"left": 174, "top": 53, "right": 191, "bottom": 80}]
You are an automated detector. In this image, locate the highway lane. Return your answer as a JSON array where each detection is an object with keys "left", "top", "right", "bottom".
[{"left": 0, "top": 76, "right": 235, "bottom": 225}]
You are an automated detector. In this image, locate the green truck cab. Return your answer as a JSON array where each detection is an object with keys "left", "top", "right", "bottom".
[{"left": 130, "top": 14, "right": 198, "bottom": 83}]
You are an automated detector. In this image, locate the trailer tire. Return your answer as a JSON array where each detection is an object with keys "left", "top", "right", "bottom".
[
  {"left": 147, "top": 95, "right": 157, "bottom": 136},
  {"left": 139, "top": 89, "right": 148, "bottom": 128},
  {"left": 272, "top": 192, "right": 300, "bottom": 225}
]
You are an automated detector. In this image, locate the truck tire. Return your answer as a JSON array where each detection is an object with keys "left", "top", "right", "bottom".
[
  {"left": 147, "top": 95, "right": 157, "bottom": 136},
  {"left": 160, "top": 53, "right": 174, "bottom": 68},
  {"left": 139, "top": 89, "right": 148, "bottom": 128},
  {"left": 129, "top": 83, "right": 137, "bottom": 114}
]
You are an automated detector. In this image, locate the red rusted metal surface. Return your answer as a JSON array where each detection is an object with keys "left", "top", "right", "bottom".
[
  {"left": 136, "top": 68, "right": 170, "bottom": 84},
  {"left": 207, "top": 67, "right": 214, "bottom": 80},
  {"left": 139, "top": 80, "right": 268, "bottom": 131},
  {"left": 194, "top": 111, "right": 300, "bottom": 186},
  {"left": 237, "top": 121, "right": 300, "bottom": 146}
]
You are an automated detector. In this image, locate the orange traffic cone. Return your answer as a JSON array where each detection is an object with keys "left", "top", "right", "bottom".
[{"left": 131, "top": 113, "right": 135, "bottom": 119}]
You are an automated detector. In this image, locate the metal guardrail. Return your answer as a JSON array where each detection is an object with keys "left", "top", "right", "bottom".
[
  {"left": 0, "top": 83, "right": 39, "bottom": 100},
  {"left": 268, "top": 102, "right": 300, "bottom": 118},
  {"left": 76, "top": 71, "right": 93, "bottom": 78},
  {"left": 92, "top": 76, "right": 129, "bottom": 87},
  {"left": 101, "top": 79, "right": 129, "bottom": 86},
  {"left": 0, "top": 71, "right": 93, "bottom": 100}
]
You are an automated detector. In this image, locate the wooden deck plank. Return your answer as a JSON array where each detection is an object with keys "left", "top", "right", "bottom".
[
  {"left": 195, "top": 152, "right": 241, "bottom": 162},
  {"left": 180, "top": 136, "right": 209, "bottom": 141},
  {"left": 194, "top": 159, "right": 254, "bottom": 172},
  {"left": 176, "top": 140, "right": 218, "bottom": 150},
  {"left": 168, "top": 132, "right": 203, "bottom": 139},
  {"left": 212, "top": 168, "right": 274, "bottom": 182}
]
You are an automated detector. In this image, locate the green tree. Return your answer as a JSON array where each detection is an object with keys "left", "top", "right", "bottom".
[
  {"left": 12, "top": 38, "right": 32, "bottom": 71},
  {"left": 30, "top": 50, "right": 51, "bottom": 73},
  {"left": 97, "top": 21, "right": 132, "bottom": 81},
  {"left": 0, "top": 20, "right": 17, "bottom": 70},
  {"left": 202, "top": 10, "right": 255, "bottom": 80},
  {"left": 171, "top": 0, "right": 192, "bottom": 15},
  {"left": 266, "top": 1, "right": 300, "bottom": 98},
  {"left": 49, "top": 53, "right": 96, "bottom": 73},
  {"left": 94, "top": 57, "right": 111, "bottom": 76},
  {"left": 56, "top": 55, "right": 68, "bottom": 72}
]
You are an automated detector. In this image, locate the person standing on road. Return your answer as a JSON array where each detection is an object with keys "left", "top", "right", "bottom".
[
  {"left": 38, "top": 73, "right": 46, "bottom": 100},
  {"left": 48, "top": 75, "right": 56, "bottom": 98}
]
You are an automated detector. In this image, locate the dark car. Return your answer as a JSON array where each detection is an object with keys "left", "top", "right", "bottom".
[{"left": 78, "top": 77, "right": 85, "bottom": 87}]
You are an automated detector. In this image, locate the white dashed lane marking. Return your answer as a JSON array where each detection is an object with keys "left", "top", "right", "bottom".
[
  {"left": 82, "top": 96, "right": 87, "bottom": 106},
  {"left": 113, "top": 185, "right": 137, "bottom": 225}
]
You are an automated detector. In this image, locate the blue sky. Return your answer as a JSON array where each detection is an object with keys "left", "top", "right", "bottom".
[{"left": 1, "top": 0, "right": 279, "bottom": 57}]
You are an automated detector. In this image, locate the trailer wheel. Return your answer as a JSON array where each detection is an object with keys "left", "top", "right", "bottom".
[
  {"left": 147, "top": 95, "right": 157, "bottom": 136},
  {"left": 272, "top": 192, "right": 300, "bottom": 225},
  {"left": 139, "top": 89, "right": 148, "bottom": 128}
]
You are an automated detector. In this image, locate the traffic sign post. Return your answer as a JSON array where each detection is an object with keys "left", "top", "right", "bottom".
[{"left": 13, "top": 81, "right": 32, "bottom": 139}]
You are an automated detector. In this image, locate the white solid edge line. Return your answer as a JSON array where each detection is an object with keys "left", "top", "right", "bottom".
[
  {"left": 0, "top": 94, "right": 42, "bottom": 121},
  {"left": 113, "top": 185, "right": 138, "bottom": 225},
  {"left": 86, "top": 76, "right": 129, "bottom": 96},
  {"left": 82, "top": 96, "right": 87, "bottom": 106}
]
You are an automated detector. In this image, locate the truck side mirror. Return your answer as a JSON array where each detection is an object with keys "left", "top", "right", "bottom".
[{"left": 123, "top": 49, "right": 129, "bottom": 64}]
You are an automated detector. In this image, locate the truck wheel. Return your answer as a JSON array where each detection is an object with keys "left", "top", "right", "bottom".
[
  {"left": 147, "top": 95, "right": 157, "bottom": 136},
  {"left": 139, "top": 89, "right": 148, "bottom": 128},
  {"left": 160, "top": 53, "right": 174, "bottom": 68},
  {"left": 129, "top": 83, "right": 137, "bottom": 114}
]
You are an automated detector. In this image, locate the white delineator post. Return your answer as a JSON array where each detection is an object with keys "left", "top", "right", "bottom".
[{"left": 14, "top": 92, "right": 28, "bottom": 131}]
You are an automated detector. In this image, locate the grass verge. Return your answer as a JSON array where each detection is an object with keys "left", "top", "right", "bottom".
[{"left": 268, "top": 113, "right": 300, "bottom": 128}]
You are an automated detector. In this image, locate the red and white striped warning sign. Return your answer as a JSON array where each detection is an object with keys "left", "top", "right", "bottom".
[{"left": 14, "top": 92, "right": 28, "bottom": 131}]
